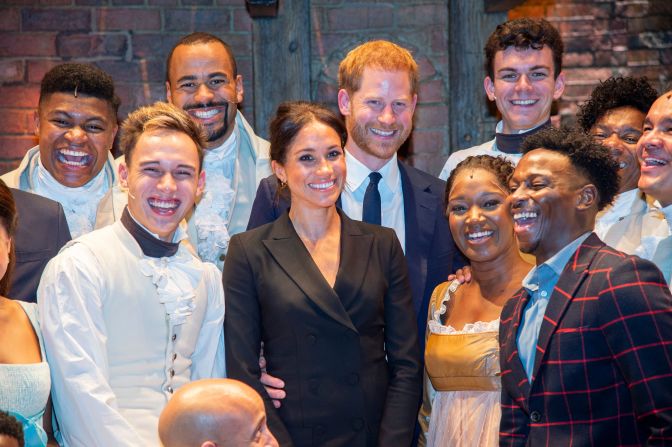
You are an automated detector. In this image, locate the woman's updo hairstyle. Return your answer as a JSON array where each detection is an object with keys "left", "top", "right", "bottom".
[{"left": 445, "top": 155, "right": 515, "bottom": 211}]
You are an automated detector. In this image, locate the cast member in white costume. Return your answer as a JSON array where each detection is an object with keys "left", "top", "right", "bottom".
[
  {"left": 38, "top": 102, "right": 225, "bottom": 446},
  {"left": 1, "top": 63, "right": 119, "bottom": 238},
  {"left": 97, "top": 32, "right": 271, "bottom": 269}
]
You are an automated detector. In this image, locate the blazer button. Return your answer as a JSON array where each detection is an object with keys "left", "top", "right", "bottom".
[
  {"left": 351, "top": 417, "right": 364, "bottom": 431},
  {"left": 219, "top": 254, "right": 226, "bottom": 262},
  {"left": 530, "top": 410, "right": 542, "bottom": 423},
  {"left": 347, "top": 373, "right": 359, "bottom": 385},
  {"left": 171, "top": 334, "right": 177, "bottom": 341}
]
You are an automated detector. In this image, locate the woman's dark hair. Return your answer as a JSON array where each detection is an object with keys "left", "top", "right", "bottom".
[
  {"left": 577, "top": 76, "right": 658, "bottom": 132},
  {"left": 520, "top": 126, "right": 619, "bottom": 210},
  {"left": 0, "top": 180, "right": 16, "bottom": 297},
  {"left": 0, "top": 411, "right": 24, "bottom": 447},
  {"left": 269, "top": 101, "right": 347, "bottom": 165},
  {"left": 445, "top": 155, "right": 515, "bottom": 211}
]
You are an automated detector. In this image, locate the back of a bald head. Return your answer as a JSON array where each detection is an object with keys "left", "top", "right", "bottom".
[{"left": 158, "top": 379, "right": 267, "bottom": 447}]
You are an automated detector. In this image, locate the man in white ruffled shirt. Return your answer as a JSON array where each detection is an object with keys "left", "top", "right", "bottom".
[
  {"left": 97, "top": 33, "right": 271, "bottom": 270},
  {"left": 38, "top": 102, "right": 225, "bottom": 446},
  {"left": 1, "top": 63, "right": 119, "bottom": 239},
  {"left": 636, "top": 90, "right": 672, "bottom": 286},
  {"left": 576, "top": 76, "right": 660, "bottom": 254}
]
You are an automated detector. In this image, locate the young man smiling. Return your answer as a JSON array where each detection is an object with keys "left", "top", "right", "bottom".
[
  {"left": 38, "top": 102, "right": 225, "bottom": 446},
  {"left": 499, "top": 127, "right": 672, "bottom": 446},
  {"left": 98, "top": 33, "right": 271, "bottom": 270},
  {"left": 2, "top": 63, "right": 120, "bottom": 239},
  {"left": 439, "top": 18, "right": 565, "bottom": 180}
]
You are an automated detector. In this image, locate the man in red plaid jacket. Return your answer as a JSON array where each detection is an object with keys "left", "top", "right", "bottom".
[{"left": 499, "top": 127, "right": 672, "bottom": 446}]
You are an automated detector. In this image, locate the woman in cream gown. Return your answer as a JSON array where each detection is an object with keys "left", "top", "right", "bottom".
[{"left": 418, "top": 156, "right": 531, "bottom": 447}]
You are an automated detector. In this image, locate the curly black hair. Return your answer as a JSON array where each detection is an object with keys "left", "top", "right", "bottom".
[
  {"left": 39, "top": 63, "right": 120, "bottom": 115},
  {"left": 577, "top": 76, "right": 658, "bottom": 132},
  {"left": 484, "top": 18, "right": 563, "bottom": 79},
  {"left": 445, "top": 155, "right": 515, "bottom": 211},
  {"left": 520, "top": 127, "right": 619, "bottom": 210},
  {"left": 0, "top": 411, "right": 24, "bottom": 447}
]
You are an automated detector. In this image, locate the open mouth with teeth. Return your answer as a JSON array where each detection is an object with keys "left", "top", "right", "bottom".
[
  {"left": 510, "top": 99, "right": 538, "bottom": 106},
  {"left": 148, "top": 198, "right": 181, "bottom": 216},
  {"left": 56, "top": 148, "right": 93, "bottom": 168},
  {"left": 512, "top": 211, "right": 538, "bottom": 232},
  {"left": 642, "top": 157, "right": 668, "bottom": 168},
  {"left": 369, "top": 128, "right": 397, "bottom": 138},
  {"left": 308, "top": 180, "right": 337, "bottom": 191},
  {"left": 466, "top": 230, "right": 494, "bottom": 243}
]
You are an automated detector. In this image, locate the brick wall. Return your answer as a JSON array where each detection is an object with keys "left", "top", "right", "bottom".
[{"left": 0, "top": 0, "right": 670, "bottom": 175}]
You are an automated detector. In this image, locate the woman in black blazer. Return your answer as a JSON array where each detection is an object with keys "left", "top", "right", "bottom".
[{"left": 224, "top": 101, "right": 421, "bottom": 447}]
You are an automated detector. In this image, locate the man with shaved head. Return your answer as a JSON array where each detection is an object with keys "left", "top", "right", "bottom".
[{"left": 159, "top": 379, "right": 278, "bottom": 447}]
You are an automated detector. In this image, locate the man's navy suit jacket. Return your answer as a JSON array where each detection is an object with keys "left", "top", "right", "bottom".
[
  {"left": 10, "top": 188, "right": 71, "bottom": 302},
  {"left": 246, "top": 160, "right": 465, "bottom": 347}
]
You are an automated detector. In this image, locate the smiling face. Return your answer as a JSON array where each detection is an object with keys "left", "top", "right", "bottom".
[
  {"left": 447, "top": 168, "right": 516, "bottom": 263},
  {"left": 166, "top": 41, "right": 243, "bottom": 150},
  {"left": 509, "top": 149, "right": 591, "bottom": 264},
  {"left": 484, "top": 46, "right": 565, "bottom": 134},
  {"left": 338, "top": 68, "right": 417, "bottom": 171},
  {"left": 590, "top": 106, "right": 645, "bottom": 194},
  {"left": 637, "top": 92, "right": 672, "bottom": 206},
  {"left": 36, "top": 92, "right": 118, "bottom": 188},
  {"left": 272, "top": 120, "right": 345, "bottom": 212},
  {"left": 119, "top": 129, "right": 205, "bottom": 241}
]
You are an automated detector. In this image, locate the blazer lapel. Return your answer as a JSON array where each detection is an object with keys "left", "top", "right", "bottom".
[
  {"left": 333, "top": 212, "right": 373, "bottom": 312},
  {"left": 502, "top": 288, "right": 533, "bottom": 406},
  {"left": 399, "top": 162, "right": 435, "bottom": 314},
  {"left": 530, "top": 233, "right": 605, "bottom": 381},
  {"left": 262, "top": 212, "right": 358, "bottom": 333}
]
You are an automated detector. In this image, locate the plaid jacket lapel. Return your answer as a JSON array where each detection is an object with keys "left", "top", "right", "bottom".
[{"left": 530, "top": 233, "right": 605, "bottom": 382}]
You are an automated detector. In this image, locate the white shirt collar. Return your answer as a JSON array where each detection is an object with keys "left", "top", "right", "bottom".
[
  {"left": 495, "top": 119, "right": 547, "bottom": 135},
  {"left": 345, "top": 151, "right": 399, "bottom": 193},
  {"left": 598, "top": 188, "right": 642, "bottom": 225}
]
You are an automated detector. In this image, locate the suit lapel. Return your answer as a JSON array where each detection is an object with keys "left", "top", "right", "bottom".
[
  {"left": 399, "top": 162, "right": 435, "bottom": 314},
  {"left": 333, "top": 212, "right": 373, "bottom": 312},
  {"left": 503, "top": 288, "right": 533, "bottom": 405},
  {"left": 262, "top": 212, "right": 358, "bottom": 333},
  {"left": 530, "top": 233, "right": 605, "bottom": 381}
]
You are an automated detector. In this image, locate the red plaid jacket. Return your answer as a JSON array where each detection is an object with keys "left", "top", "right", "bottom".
[{"left": 499, "top": 233, "right": 672, "bottom": 446}]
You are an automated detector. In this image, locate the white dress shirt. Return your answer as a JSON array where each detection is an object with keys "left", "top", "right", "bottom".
[
  {"left": 341, "top": 151, "right": 406, "bottom": 251},
  {"left": 594, "top": 188, "right": 648, "bottom": 254},
  {"left": 38, "top": 220, "right": 225, "bottom": 446}
]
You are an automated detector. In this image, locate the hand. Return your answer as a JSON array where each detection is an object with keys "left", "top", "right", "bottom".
[
  {"left": 447, "top": 266, "right": 472, "bottom": 284},
  {"left": 259, "top": 354, "right": 286, "bottom": 408}
]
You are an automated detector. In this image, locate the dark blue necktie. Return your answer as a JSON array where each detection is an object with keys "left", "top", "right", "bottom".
[{"left": 362, "top": 172, "right": 382, "bottom": 225}]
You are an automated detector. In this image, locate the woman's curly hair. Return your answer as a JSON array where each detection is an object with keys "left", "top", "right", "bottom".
[{"left": 445, "top": 155, "right": 515, "bottom": 211}]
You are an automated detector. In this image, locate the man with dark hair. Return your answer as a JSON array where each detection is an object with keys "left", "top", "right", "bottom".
[
  {"left": 98, "top": 32, "right": 271, "bottom": 270},
  {"left": 499, "top": 126, "right": 672, "bottom": 445},
  {"left": 39, "top": 102, "right": 225, "bottom": 446},
  {"left": 1, "top": 62, "right": 120, "bottom": 300},
  {"left": 0, "top": 411, "right": 23, "bottom": 447},
  {"left": 2, "top": 63, "right": 120, "bottom": 239},
  {"left": 439, "top": 18, "right": 565, "bottom": 180},
  {"left": 577, "top": 76, "right": 659, "bottom": 253}
]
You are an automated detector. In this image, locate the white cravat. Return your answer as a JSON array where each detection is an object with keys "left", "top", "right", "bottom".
[{"left": 32, "top": 155, "right": 109, "bottom": 238}]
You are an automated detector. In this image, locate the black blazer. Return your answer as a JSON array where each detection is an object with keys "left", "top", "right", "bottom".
[
  {"left": 225, "top": 210, "right": 422, "bottom": 447},
  {"left": 10, "top": 188, "right": 71, "bottom": 301},
  {"left": 246, "top": 161, "right": 464, "bottom": 350}
]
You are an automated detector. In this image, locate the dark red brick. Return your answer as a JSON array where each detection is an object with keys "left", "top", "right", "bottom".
[
  {"left": 4, "top": 109, "right": 35, "bottom": 134},
  {"left": 0, "top": 60, "right": 24, "bottom": 84},
  {"left": 564, "top": 51, "right": 595, "bottom": 67},
  {"left": 411, "top": 129, "right": 446, "bottom": 155},
  {"left": 0, "top": 135, "right": 39, "bottom": 159},
  {"left": 27, "top": 60, "right": 61, "bottom": 83},
  {"left": 132, "top": 33, "right": 180, "bottom": 60},
  {"left": 57, "top": 32, "right": 128, "bottom": 58},
  {"left": 164, "top": 9, "right": 231, "bottom": 32},
  {"left": 418, "top": 78, "right": 446, "bottom": 103},
  {"left": 0, "top": 33, "right": 56, "bottom": 57},
  {"left": 183, "top": 0, "right": 215, "bottom": 5},
  {"left": 627, "top": 49, "right": 661, "bottom": 66},
  {"left": 112, "top": 0, "right": 144, "bottom": 5},
  {"left": 616, "top": 2, "right": 649, "bottom": 18},
  {"left": 397, "top": 4, "right": 447, "bottom": 28},
  {"left": 416, "top": 56, "right": 437, "bottom": 81},
  {"left": 97, "top": 8, "right": 161, "bottom": 31},
  {"left": 0, "top": 161, "right": 21, "bottom": 176},
  {"left": 75, "top": 0, "right": 109, "bottom": 6},
  {"left": 414, "top": 103, "right": 448, "bottom": 129},
  {"left": 233, "top": 7, "right": 253, "bottom": 32},
  {"left": 22, "top": 8, "right": 91, "bottom": 32},
  {"left": 0, "top": 8, "right": 20, "bottom": 31},
  {"left": 509, "top": 5, "right": 546, "bottom": 20},
  {"left": 0, "top": 86, "right": 40, "bottom": 108},
  {"left": 148, "top": 0, "right": 178, "bottom": 6}
]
